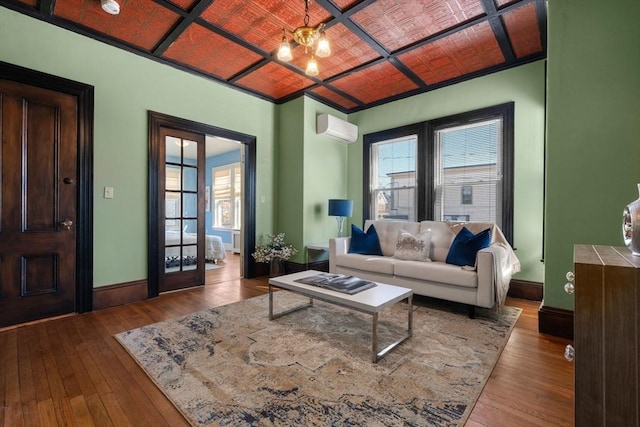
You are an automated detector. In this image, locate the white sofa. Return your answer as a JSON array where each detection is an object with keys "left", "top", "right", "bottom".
[{"left": 329, "top": 220, "right": 519, "bottom": 316}]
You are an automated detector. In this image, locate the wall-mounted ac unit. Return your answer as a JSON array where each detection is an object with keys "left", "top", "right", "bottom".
[{"left": 316, "top": 113, "right": 358, "bottom": 143}]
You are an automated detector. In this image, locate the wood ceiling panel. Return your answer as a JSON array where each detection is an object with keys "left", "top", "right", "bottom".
[
  {"left": 236, "top": 62, "right": 316, "bottom": 99},
  {"left": 502, "top": 2, "right": 543, "bottom": 58},
  {"left": 330, "top": 62, "right": 419, "bottom": 104},
  {"left": 201, "top": 0, "right": 332, "bottom": 53},
  {"left": 54, "top": 0, "right": 179, "bottom": 51},
  {"left": 289, "top": 23, "right": 381, "bottom": 80},
  {"left": 168, "top": 0, "right": 198, "bottom": 10},
  {"left": 164, "top": 24, "right": 264, "bottom": 80},
  {"left": 397, "top": 21, "right": 504, "bottom": 85},
  {"left": 351, "top": 0, "right": 485, "bottom": 52},
  {"left": 311, "top": 86, "right": 359, "bottom": 110}
]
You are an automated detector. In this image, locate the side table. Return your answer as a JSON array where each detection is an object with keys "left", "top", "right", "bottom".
[{"left": 306, "top": 242, "right": 329, "bottom": 270}]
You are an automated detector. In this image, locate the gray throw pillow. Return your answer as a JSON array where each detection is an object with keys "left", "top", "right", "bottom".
[{"left": 394, "top": 229, "right": 431, "bottom": 262}]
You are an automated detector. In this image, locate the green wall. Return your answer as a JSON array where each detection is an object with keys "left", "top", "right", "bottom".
[
  {"left": 274, "top": 98, "right": 305, "bottom": 260},
  {"left": 544, "top": 0, "right": 640, "bottom": 310},
  {"left": 349, "top": 61, "right": 547, "bottom": 283},
  {"left": 0, "top": 7, "right": 278, "bottom": 287},
  {"left": 275, "top": 97, "right": 350, "bottom": 263}
]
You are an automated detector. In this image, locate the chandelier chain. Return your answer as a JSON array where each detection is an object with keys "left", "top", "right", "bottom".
[{"left": 303, "top": 0, "right": 310, "bottom": 26}]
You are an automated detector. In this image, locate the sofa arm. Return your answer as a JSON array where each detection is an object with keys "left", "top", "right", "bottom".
[
  {"left": 476, "top": 246, "right": 498, "bottom": 308},
  {"left": 329, "top": 237, "right": 351, "bottom": 273},
  {"left": 476, "top": 244, "right": 515, "bottom": 308}
]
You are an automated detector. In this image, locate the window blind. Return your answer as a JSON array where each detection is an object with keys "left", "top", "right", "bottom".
[{"left": 434, "top": 119, "right": 502, "bottom": 225}]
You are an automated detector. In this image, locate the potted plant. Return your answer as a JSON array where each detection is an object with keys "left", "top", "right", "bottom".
[{"left": 252, "top": 233, "right": 298, "bottom": 277}]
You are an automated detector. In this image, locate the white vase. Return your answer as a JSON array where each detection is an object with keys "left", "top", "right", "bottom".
[{"left": 623, "top": 183, "right": 640, "bottom": 255}]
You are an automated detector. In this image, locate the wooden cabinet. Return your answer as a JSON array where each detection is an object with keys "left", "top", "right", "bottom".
[{"left": 573, "top": 245, "right": 639, "bottom": 427}]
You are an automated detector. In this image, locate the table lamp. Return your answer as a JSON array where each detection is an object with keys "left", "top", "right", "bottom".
[{"left": 328, "top": 199, "right": 353, "bottom": 237}]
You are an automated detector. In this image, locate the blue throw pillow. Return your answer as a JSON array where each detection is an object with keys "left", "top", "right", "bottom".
[
  {"left": 348, "top": 224, "right": 383, "bottom": 255},
  {"left": 445, "top": 226, "right": 492, "bottom": 267}
]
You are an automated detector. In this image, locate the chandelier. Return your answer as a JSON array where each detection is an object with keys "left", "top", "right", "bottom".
[{"left": 277, "top": 0, "right": 331, "bottom": 77}]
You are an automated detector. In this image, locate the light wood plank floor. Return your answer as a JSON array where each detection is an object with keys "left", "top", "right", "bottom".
[{"left": 0, "top": 254, "right": 574, "bottom": 426}]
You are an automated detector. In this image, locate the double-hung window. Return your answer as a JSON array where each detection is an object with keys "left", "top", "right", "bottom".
[
  {"left": 369, "top": 135, "right": 418, "bottom": 221},
  {"left": 433, "top": 118, "right": 503, "bottom": 225},
  {"left": 212, "top": 163, "right": 241, "bottom": 229},
  {"left": 363, "top": 103, "right": 514, "bottom": 243}
]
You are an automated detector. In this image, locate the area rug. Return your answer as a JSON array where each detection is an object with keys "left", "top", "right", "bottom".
[
  {"left": 205, "top": 263, "right": 221, "bottom": 271},
  {"left": 115, "top": 293, "right": 520, "bottom": 426}
]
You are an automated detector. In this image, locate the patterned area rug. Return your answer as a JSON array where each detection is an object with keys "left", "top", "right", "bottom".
[{"left": 115, "top": 293, "right": 520, "bottom": 426}]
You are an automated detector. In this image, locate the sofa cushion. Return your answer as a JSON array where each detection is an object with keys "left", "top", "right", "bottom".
[
  {"left": 365, "top": 220, "right": 421, "bottom": 257},
  {"left": 348, "top": 224, "right": 383, "bottom": 255},
  {"left": 445, "top": 226, "right": 491, "bottom": 267},
  {"left": 335, "top": 253, "right": 395, "bottom": 275},
  {"left": 420, "top": 221, "right": 455, "bottom": 263},
  {"left": 394, "top": 229, "right": 431, "bottom": 262},
  {"left": 394, "top": 260, "right": 478, "bottom": 288}
]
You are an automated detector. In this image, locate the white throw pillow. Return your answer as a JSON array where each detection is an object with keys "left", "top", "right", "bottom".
[{"left": 394, "top": 229, "right": 431, "bottom": 262}]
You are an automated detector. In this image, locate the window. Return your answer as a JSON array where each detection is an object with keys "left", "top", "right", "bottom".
[
  {"left": 369, "top": 135, "right": 417, "bottom": 221},
  {"left": 213, "top": 163, "right": 241, "bottom": 229},
  {"left": 363, "top": 103, "right": 514, "bottom": 243},
  {"left": 434, "top": 119, "right": 502, "bottom": 223},
  {"left": 461, "top": 186, "right": 473, "bottom": 205}
]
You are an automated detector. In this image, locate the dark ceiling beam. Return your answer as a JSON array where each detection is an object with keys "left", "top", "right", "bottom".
[
  {"left": 151, "top": 0, "right": 189, "bottom": 17},
  {"left": 316, "top": 83, "right": 365, "bottom": 106},
  {"left": 480, "top": 0, "right": 516, "bottom": 63},
  {"left": 389, "top": 58, "right": 428, "bottom": 89},
  {"left": 152, "top": 0, "right": 213, "bottom": 56},
  {"left": 488, "top": 16, "right": 517, "bottom": 63},
  {"left": 39, "top": 0, "right": 54, "bottom": 16},
  {"left": 196, "top": 18, "right": 270, "bottom": 61},
  {"left": 535, "top": 0, "right": 548, "bottom": 53}
]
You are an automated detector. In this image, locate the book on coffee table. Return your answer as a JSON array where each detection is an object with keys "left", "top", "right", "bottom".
[{"left": 295, "top": 273, "right": 376, "bottom": 295}]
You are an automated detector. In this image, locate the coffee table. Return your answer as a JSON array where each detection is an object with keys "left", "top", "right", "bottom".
[{"left": 268, "top": 270, "right": 413, "bottom": 363}]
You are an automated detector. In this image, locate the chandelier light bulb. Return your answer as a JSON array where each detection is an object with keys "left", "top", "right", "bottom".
[
  {"left": 277, "top": 29, "right": 293, "bottom": 62},
  {"left": 305, "top": 57, "right": 319, "bottom": 76},
  {"left": 315, "top": 32, "right": 331, "bottom": 58}
]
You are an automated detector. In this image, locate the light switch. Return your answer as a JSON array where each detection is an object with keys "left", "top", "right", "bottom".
[{"left": 104, "top": 186, "right": 114, "bottom": 199}]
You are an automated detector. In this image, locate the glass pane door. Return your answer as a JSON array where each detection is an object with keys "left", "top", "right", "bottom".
[
  {"left": 165, "top": 136, "right": 199, "bottom": 273},
  {"left": 158, "top": 127, "right": 205, "bottom": 293}
]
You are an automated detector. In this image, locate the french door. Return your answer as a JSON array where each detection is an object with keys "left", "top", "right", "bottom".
[
  {"left": 148, "top": 111, "right": 258, "bottom": 296},
  {"left": 156, "top": 127, "right": 205, "bottom": 293}
]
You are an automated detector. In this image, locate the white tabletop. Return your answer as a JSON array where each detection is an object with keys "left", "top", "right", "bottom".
[{"left": 269, "top": 270, "right": 412, "bottom": 313}]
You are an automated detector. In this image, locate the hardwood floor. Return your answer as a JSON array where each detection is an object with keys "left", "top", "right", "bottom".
[{"left": 0, "top": 255, "right": 574, "bottom": 426}]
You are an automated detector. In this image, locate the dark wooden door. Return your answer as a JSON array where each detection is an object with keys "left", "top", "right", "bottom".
[
  {"left": 0, "top": 80, "right": 78, "bottom": 327},
  {"left": 158, "top": 127, "right": 205, "bottom": 293}
]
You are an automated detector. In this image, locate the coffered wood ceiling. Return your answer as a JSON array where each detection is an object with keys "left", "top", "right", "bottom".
[{"left": 1, "top": 0, "right": 546, "bottom": 112}]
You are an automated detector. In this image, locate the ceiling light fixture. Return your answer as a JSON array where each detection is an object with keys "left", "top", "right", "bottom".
[
  {"left": 277, "top": 0, "right": 330, "bottom": 77},
  {"left": 101, "top": 0, "right": 120, "bottom": 15}
]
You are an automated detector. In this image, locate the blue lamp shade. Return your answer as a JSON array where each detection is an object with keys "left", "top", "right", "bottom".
[{"left": 328, "top": 199, "right": 353, "bottom": 217}]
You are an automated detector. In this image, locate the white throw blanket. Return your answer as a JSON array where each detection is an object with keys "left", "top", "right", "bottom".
[{"left": 448, "top": 222, "right": 521, "bottom": 310}]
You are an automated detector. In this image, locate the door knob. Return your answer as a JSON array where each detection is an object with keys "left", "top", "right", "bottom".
[{"left": 60, "top": 218, "right": 73, "bottom": 230}]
